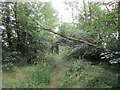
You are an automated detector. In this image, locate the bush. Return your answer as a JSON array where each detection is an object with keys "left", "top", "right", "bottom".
[
  {"left": 68, "top": 44, "right": 102, "bottom": 60},
  {"left": 2, "top": 50, "right": 21, "bottom": 71},
  {"left": 59, "top": 46, "right": 71, "bottom": 60}
]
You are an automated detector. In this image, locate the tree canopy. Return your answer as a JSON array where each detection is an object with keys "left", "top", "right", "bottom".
[{"left": 1, "top": 0, "right": 120, "bottom": 88}]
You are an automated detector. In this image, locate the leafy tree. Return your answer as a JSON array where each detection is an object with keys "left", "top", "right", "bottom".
[
  {"left": 58, "top": 1, "right": 120, "bottom": 63},
  {"left": 1, "top": 2, "right": 58, "bottom": 70}
]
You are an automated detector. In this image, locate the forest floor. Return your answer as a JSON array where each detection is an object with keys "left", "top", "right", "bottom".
[
  {"left": 2, "top": 66, "right": 29, "bottom": 88},
  {"left": 2, "top": 55, "right": 66, "bottom": 88},
  {"left": 2, "top": 54, "right": 118, "bottom": 88},
  {"left": 49, "top": 55, "right": 65, "bottom": 88}
]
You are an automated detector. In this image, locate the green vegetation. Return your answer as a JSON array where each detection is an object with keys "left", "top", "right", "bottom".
[
  {"left": 16, "top": 63, "right": 54, "bottom": 88},
  {"left": 57, "top": 59, "right": 118, "bottom": 88},
  {"left": 1, "top": 0, "right": 120, "bottom": 89},
  {"left": 2, "top": 54, "right": 55, "bottom": 88}
]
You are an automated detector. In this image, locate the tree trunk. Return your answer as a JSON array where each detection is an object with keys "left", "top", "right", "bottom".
[
  {"left": 88, "top": 1, "right": 92, "bottom": 21},
  {"left": 5, "top": 3, "right": 12, "bottom": 49},
  {"left": 83, "top": 0, "right": 88, "bottom": 22},
  {"left": 118, "top": 1, "right": 120, "bottom": 41},
  {"left": 117, "top": 1, "right": 120, "bottom": 52},
  {"left": 14, "top": 2, "right": 22, "bottom": 52}
]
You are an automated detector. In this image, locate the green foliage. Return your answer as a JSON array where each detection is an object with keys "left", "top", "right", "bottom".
[
  {"left": 77, "top": 1, "right": 119, "bottom": 49},
  {"left": 57, "top": 59, "right": 118, "bottom": 88},
  {"left": 2, "top": 53, "right": 56, "bottom": 88},
  {"left": 45, "top": 53, "right": 56, "bottom": 67},
  {"left": 101, "top": 52, "right": 120, "bottom": 63},
  {"left": 1, "top": 2, "right": 58, "bottom": 70},
  {"left": 100, "top": 51, "right": 120, "bottom": 71},
  {"left": 16, "top": 62, "right": 55, "bottom": 88},
  {"left": 59, "top": 46, "right": 71, "bottom": 59},
  {"left": 1, "top": 1, "right": 119, "bottom": 88},
  {"left": 68, "top": 44, "right": 102, "bottom": 60},
  {"left": 59, "top": 1, "right": 119, "bottom": 64},
  {"left": 2, "top": 50, "right": 21, "bottom": 71}
]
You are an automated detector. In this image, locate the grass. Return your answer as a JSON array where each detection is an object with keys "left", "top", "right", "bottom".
[
  {"left": 57, "top": 59, "right": 118, "bottom": 88},
  {"left": 2, "top": 50, "right": 119, "bottom": 88},
  {"left": 2, "top": 65, "right": 33, "bottom": 88},
  {"left": 2, "top": 53, "right": 56, "bottom": 88},
  {"left": 16, "top": 63, "right": 54, "bottom": 88},
  {"left": 3, "top": 63, "right": 54, "bottom": 88}
]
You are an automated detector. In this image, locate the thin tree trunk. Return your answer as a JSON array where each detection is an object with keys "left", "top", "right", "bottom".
[
  {"left": 71, "top": 5, "right": 74, "bottom": 23},
  {"left": 117, "top": 1, "right": 120, "bottom": 52},
  {"left": 14, "top": 2, "right": 22, "bottom": 52},
  {"left": 14, "top": 2, "right": 27, "bottom": 54},
  {"left": 83, "top": 0, "right": 88, "bottom": 22},
  {"left": 5, "top": 3, "right": 12, "bottom": 49},
  {"left": 88, "top": 1, "right": 92, "bottom": 21}
]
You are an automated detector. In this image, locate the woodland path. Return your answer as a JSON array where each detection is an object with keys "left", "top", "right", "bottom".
[{"left": 49, "top": 55, "right": 65, "bottom": 88}]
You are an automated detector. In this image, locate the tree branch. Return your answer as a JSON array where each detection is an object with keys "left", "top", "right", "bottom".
[
  {"left": 102, "top": 0, "right": 110, "bottom": 12},
  {"left": 36, "top": 22, "right": 97, "bottom": 47}
]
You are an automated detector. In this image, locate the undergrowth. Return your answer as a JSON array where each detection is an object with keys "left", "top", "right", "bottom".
[
  {"left": 2, "top": 53, "right": 55, "bottom": 88},
  {"left": 16, "top": 63, "right": 54, "bottom": 88},
  {"left": 57, "top": 59, "right": 118, "bottom": 88}
]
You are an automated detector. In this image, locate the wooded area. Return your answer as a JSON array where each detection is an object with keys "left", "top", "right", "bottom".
[{"left": 1, "top": 0, "right": 120, "bottom": 88}]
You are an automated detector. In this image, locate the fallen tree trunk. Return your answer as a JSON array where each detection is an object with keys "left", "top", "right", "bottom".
[{"left": 36, "top": 22, "right": 97, "bottom": 47}]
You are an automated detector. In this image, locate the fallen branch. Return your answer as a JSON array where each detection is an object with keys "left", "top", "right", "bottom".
[{"left": 36, "top": 22, "right": 97, "bottom": 47}]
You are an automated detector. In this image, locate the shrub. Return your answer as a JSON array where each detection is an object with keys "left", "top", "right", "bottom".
[
  {"left": 59, "top": 46, "right": 71, "bottom": 60},
  {"left": 2, "top": 50, "right": 21, "bottom": 71},
  {"left": 68, "top": 44, "right": 102, "bottom": 60}
]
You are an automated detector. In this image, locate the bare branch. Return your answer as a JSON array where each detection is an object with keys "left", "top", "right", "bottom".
[
  {"left": 36, "top": 21, "right": 97, "bottom": 47},
  {"left": 102, "top": 0, "right": 110, "bottom": 12}
]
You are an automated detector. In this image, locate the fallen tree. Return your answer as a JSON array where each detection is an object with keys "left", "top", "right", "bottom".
[{"left": 36, "top": 21, "right": 97, "bottom": 47}]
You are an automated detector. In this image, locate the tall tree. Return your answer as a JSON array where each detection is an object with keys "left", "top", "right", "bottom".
[{"left": 1, "top": 1, "right": 58, "bottom": 65}]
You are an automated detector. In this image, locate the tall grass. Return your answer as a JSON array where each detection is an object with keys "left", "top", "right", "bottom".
[
  {"left": 57, "top": 59, "right": 118, "bottom": 88},
  {"left": 3, "top": 53, "right": 56, "bottom": 88},
  {"left": 16, "top": 54, "right": 55, "bottom": 88},
  {"left": 16, "top": 63, "right": 53, "bottom": 88}
]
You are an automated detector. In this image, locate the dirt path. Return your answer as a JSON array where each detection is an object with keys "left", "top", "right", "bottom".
[{"left": 49, "top": 55, "right": 65, "bottom": 88}]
